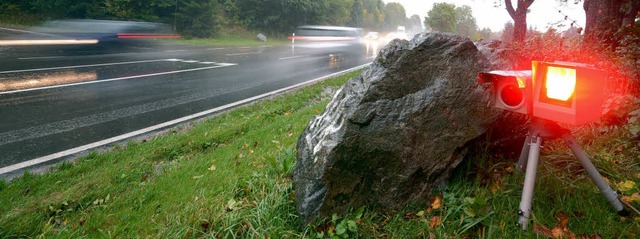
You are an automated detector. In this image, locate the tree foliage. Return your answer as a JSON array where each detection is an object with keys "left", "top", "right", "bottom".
[
  {"left": 408, "top": 14, "right": 422, "bottom": 32},
  {"left": 454, "top": 5, "right": 477, "bottom": 38},
  {"left": 424, "top": 3, "right": 478, "bottom": 38},
  {"left": 382, "top": 2, "right": 406, "bottom": 32},
  {"left": 424, "top": 2, "right": 457, "bottom": 33}
]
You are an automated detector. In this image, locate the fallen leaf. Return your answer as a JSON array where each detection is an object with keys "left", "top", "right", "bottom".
[
  {"left": 237, "top": 153, "right": 244, "bottom": 158},
  {"left": 556, "top": 212, "right": 569, "bottom": 230},
  {"left": 208, "top": 164, "right": 216, "bottom": 171},
  {"left": 616, "top": 180, "right": 636, "bottom": 192},
  {"left": 431, "top": 194, "right": 443, "bottom": 210},
  {"left": 533, "top": 224, "right": 553, "bottom": 238},
  {"left": 225, "top": 198, "right": 239, "bottom": 212},
  {"left": 505, "top": 166, "right": 514, "bottom": 173},
  {"left": 429, "top": 216, "right": 441, "bottom": 228},
  {"left": 621, "top": 192, "right": 640, "bottom": 203},
  {"left": 551, "top": 227, "right": 565, "bottom": 238}
]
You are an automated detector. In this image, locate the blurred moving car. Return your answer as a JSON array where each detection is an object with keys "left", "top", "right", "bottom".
[
  {"left": 0, "top": 19, "right": 180, "bottom": 48},
  {"left": 364, "top": 32, "right": 380, "bottom": 41},
  {"left": 288, "top": 25, "right": 364, "bottom": 58},
  {"left": 36, "top": 19, "right": 180, "bottom": 43}
]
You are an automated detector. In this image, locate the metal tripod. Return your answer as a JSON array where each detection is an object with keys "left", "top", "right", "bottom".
[{"left": 515, "top": 118, "right": 626, "bottom": 230}]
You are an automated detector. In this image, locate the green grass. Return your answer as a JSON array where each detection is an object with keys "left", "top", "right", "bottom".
[
  {"left": 1, "top": 70, "right": 639, "bottom": 238},
  {"left": 170, "top": 35, "right": 290, "bottom": 47}
]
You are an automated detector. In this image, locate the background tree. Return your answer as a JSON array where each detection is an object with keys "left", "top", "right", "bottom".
[
  {"left": 454, "top": 5, "right": 478, "bottom": 38},
  {"left": 478, "top": 27, "right": 495, "bottom": 40},
  {"left": 348, "top": 0, "right": 363, "bottom": 27},
  {"left": 360, "top": 0, "right": 385, "bottom": 30},
  {"left": 175, "top": 0, "right": 223, "bottom": 38},
  {"left": 501, "top": 22, "right": 515, "bottom": 42},
  {"left": 321, "top": 0, "right": 354, "bottom": 26},
  {"left": 582, "top": 0, "right": 640, "bottom": 47},
  {"left": 382, "top": 2, "right": 407, "bottom": 32},
  {"left": 504, "top": 0, "right": 535, "bottom": 42},
  {"left": 424, "top": 2, "right": 456, "bottom": 33},
  {"left": 408, "top": 14, "right": 423, "bottom": 32}
]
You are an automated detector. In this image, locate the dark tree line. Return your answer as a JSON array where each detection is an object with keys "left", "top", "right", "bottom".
[{"left": 0, "top": 0, "right": 419, "bottom": 38}]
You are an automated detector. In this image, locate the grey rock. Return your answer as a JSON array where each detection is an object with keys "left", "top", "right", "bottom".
[
  {"left": 294, "top": 32, "right": 499, "bottom": 225},
  {"left": 256, "top": 33, "right": 267, "bottom": 42}
]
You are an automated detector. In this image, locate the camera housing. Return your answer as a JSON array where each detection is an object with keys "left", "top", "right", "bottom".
[
  {"left": 478, "top": 61, "right": 606, "bottom": 125},
  {"left": 478, "top": 70, "right": 532, "bottom": 115}
]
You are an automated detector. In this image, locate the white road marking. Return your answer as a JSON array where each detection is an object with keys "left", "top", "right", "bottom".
[
  {"left": 225, "top": 52, "right": 260, "bottom": 56},
  {"left": 0, "top": 63, "right": 238, "bottom": 96},
  {"left": 278, "top": 55, "right": 308, "bottom": 60},
  {"left": 0, "top": 63, "right": 371, "bottom": 175},
  {"left": 199, "top": 62, "right": 217, "bottom": 64},
  {"left": 1, "top": 59, "right": 179, "bottom": 74}
]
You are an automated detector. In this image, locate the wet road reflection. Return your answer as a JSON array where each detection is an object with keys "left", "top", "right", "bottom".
[{"left": 0, "top": 34, "right": 377, "bottom": 174}]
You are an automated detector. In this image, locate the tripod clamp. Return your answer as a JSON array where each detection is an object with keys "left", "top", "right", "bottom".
[{"left": 515, "top": 118, "right": 627, "bottom": 230}]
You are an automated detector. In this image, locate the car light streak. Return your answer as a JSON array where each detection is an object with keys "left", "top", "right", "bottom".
[{"left": 0, "top": 39, "right": 99, "bottom": 46}]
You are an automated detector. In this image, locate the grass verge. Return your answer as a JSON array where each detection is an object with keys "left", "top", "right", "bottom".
[
  {"left": 1, "top": 70, "right": 639, "bottom": 238},
  {"left": 170, "top": 36, "right": 290, "bottom": 47}
]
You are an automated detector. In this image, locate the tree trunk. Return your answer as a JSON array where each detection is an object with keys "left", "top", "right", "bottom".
[
  {"left": 583, "top": 0, "right": 640, "bottom": 47},
  {"left": 505, "top": 0, "right": 535, "bottom": 43},
  {"left": 512, "top": 8, "right": 527, "bottom": 42}
]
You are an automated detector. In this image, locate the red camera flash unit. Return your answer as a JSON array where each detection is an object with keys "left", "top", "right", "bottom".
[
  {"left": 532, "top": 61, "right": 606, "bottom": 125},
  {"left": 478, "top": 61, "right": 606, "bottom": 125}
]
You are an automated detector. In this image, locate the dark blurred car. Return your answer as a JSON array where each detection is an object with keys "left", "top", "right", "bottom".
[
  {"left": 288, "top": 25, "right": 364, "bottom": 58},
  {"left": 34, "top": 19, "right": 180, "bottom": 44}
]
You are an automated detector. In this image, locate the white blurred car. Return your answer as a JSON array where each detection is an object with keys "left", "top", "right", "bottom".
[{"left": 288, "top": 25, "right": 364, "bottom": 57}]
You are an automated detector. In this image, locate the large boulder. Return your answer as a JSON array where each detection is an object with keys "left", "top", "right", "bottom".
[{"left": 294, "top": 32, "right": 499, "bottom": 225}]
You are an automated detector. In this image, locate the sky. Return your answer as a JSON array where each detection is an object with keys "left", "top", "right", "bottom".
[{"left": 386, "top": 0, "right": 586, "bottom": 32}]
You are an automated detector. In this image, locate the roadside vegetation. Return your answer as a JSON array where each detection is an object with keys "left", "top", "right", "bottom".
[
  {"left": 169, "top": 28, "right": 290, "bottom": 47},
  {"left": 1, "top": 67, "right": 639, "bottom": 238}
]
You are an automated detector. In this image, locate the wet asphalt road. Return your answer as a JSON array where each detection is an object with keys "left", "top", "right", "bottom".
[{"left": 0, "top": 32, "right": 377, "bottom": 172}]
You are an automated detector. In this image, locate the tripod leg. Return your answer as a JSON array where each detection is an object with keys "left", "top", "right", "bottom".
[
  {"left": 517, "top": 135, "right": 532, "bottom": 172},
  {"left": 562, "top": 134, "right": 625, "bottom": 213},
  {"left": 518, "top": 135, "right": 542, "bottom": 230}
]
